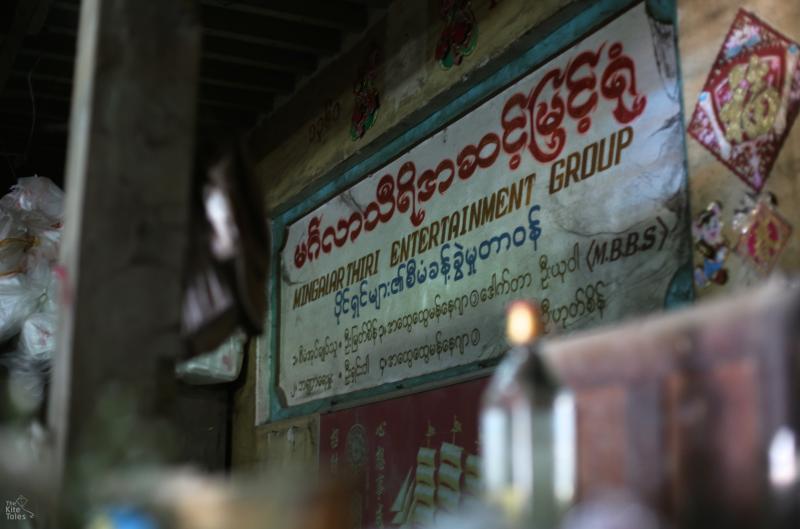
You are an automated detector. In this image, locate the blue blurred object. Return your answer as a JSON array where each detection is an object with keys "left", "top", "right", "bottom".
[{"left": 89, "top": 507, "right": 159, "bottom": 529}]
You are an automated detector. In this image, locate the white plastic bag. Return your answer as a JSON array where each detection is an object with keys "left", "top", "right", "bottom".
[
  {"left": 19, "top": 312, "right": 57, "bottom": 363},
  {"left": 0, "top": 176, "right": 63, "bottom": 347},
  {"left": 1, "top": 176, "right": 64, "bottom": 226},
  {"left": 2, "top": 177, "right": 64, "bottom": 265},
  {"left": 0, "top": 207, "right": 32, "bottom": 276},
  {"left": 0, "top": 237, "right": 31, "bottom": 276},
  {"left": 0, "top": 274, "right": 42, "bottom": 342},
  {"left": 175, "top": 330, "right": 246, "bottom": 384}
]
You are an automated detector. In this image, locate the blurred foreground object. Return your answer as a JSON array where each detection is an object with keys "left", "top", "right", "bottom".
[
  {"left": 0, "top": 176, "right": 64, "bottom": 419},
  {"left": 535, "top": 277, "right": 800, "bottom": 528},
  {"left": 476, "top": 279, "right": 799, "bottom": 529},
  {"left": 175, "top": 330, "right": 246, "bottom": 384},
  {"left": 84, "top": 469, "right": 355, "bottom": 529},
  {"left": 181, "top": 140, "right": 269, "bottom": 359},
  {"left": 481, "top": 301, "right": 576, "bottom": 526}
]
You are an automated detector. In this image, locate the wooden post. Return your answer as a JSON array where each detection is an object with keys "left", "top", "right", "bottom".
[{"left": 48, "top": 0, "right": 200, "bottom": 520}]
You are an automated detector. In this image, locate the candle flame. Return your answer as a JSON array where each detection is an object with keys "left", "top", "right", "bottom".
[{"left": 506, "top": 301, "right": 539, "bottom": 345}]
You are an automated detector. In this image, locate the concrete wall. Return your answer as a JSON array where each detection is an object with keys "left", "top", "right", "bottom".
[{"left": 234, "top": 0, "right": 800, "bottom": 471}]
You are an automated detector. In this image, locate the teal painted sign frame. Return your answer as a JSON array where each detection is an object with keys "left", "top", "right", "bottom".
[{"left": 261, "top": 0, "right": 690, "bottom": 423}]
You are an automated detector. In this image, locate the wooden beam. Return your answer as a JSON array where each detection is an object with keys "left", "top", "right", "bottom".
[
  {"left": 198, "top": 102, "right": 257, "bottom": 122},
  {"left": 0, "top": 96, "right": 70, "bottom": 119},
  {"left": 0, "top": 112, "right": 66, "bottom": 131},
  {"left": 201, "top": 4, "right": 342, "bottom": 55},
  {"left": 198, "top": 97, "right": 270, "bottom": 117},
  {"left": 3, "top": 88, "right": 71, "bottom": 102},
  {"left": 199, "top": 0, "right": 369, "bottom": 32},
  {"left": 200, "top": 58, "right": 295, "bottom": 94},
  {"left": 28, "top": 0, "right": 55, "bottom": 35},
  {"left": 0, "top": 0, "right": 53, "bottom": 95},
  {"left": 11, "top": 68, "right": 74, "bottom": 87},
  {"left": 48, "top": 0, "right": 201, "bottom": 518},
  {"left": 20, "top": 33, "right": 76, "bottom": 62},
  {"left": 51, "top": 0, "right": 79, "bottom": 9},
  {"left": 199, "top": 82, "right": 274, "bottom": 112},
  {"left": 197, "top": 110, "right": 254, "bottom": 129},
  {"left": 38, "top": 3, "right": 77, "bottom": 34},
  {"left": 203, "top": 35, "right": 318, "bottom": 74},
  {"left": 346, "top": 0, "right": 392, "bottom": 7},
  {"left": 0, "top": 133, "right": 66, "bottom": 154},
  {"left": 5, "top": 76, "right": 72, "bottom": 98},
  {"left": 13, "top": 55, "right": 74, "bottom": 80}
]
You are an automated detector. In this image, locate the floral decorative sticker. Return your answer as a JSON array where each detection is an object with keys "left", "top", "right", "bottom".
[
  {"left": 692, "top": 201, "right": 729, "bottom": 288},
  {"left": 351, "top": 48, "right": 381, "bottom": 141},
  {"left": 688, "top": 10, "right": 800, "bottom": 191},
  {"left": 435, "top": 0, "right": 478, "bottom": 69},
  {"left": 735, "top": 198, "right": 792, "bottom": 275}
]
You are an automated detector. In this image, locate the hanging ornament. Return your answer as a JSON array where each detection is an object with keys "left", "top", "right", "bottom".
[
  {"left": 351, "top": 47, "right": 381, "bottom": 141},
  {"left": 687, "top": 9, "right": 800, "bottom": 191},
  {"left": 733, "top": 193, "right": 792, "bottom": 275},
  {"left": 691, "top": 201, "right": 730, "bottom": 288},
  {"left": 435, "top": 0, "right": 478, "bottom": 70}
]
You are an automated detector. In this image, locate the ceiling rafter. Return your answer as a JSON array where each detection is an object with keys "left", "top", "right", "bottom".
[
  {"left": 200, "top": 5, "right": 343, "bottom": 55},
  {"left": 200, "top": 0, "right": 369, "bottom": 32},
  {"left": 0, "top": 0, "right": 53, "bottom": 95},
  {"left": 0, "top": 0, "right": 395, "bottom": 187}
]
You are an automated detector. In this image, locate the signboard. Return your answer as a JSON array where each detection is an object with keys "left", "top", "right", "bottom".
[
  {"left": 319, "top": 377, "right": 487, "bottom": 529},
  {"left": 278, "top": 3, "right": 689, "bottom": 407}
]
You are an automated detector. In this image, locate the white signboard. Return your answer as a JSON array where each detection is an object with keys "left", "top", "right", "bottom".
[{"left": 278, "top": 4, "right": 688, "bottom": 406}]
